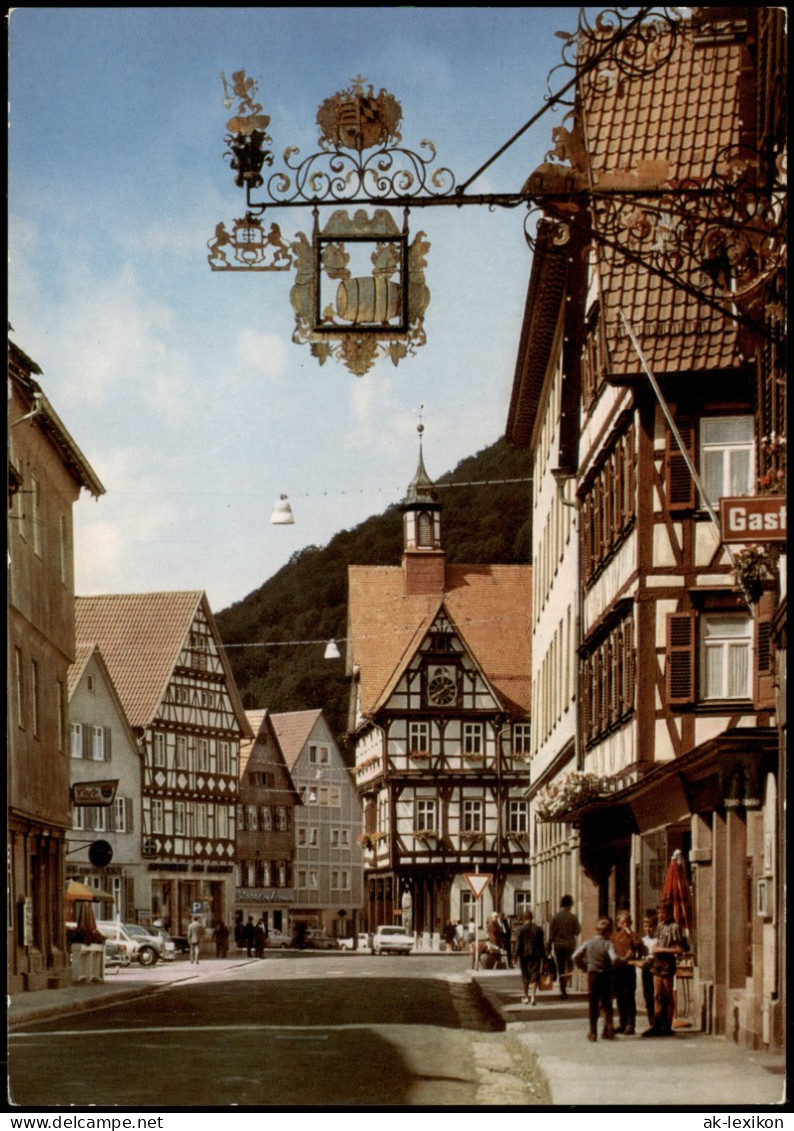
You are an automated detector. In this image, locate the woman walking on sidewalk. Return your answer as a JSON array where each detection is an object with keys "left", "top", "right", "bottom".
[{"left": 515, "top": 909, "right": 546, "bottom": 1005}]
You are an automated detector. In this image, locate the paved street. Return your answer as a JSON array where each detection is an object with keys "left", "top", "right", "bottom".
[{"left": 8, "top": 953, "right": 544, "bottom": 1108}]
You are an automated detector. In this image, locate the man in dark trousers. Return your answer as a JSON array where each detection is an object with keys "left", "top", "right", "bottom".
[
  {"left": 498, "top": 912, "right": 513, "bottom": 967},
  {"left": 573, "top": 917, "right": 619, "bottom": 1041},
  {"left": 514, "top": 909, "right": 547, "bottom": 1005},
  {"left": 549, "top": 894, "right": 581, "bottom": 999}
]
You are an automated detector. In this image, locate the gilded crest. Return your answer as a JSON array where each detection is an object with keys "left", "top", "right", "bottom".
[{"left": 317, "top": 76, "right": 403, "bottom": 152}]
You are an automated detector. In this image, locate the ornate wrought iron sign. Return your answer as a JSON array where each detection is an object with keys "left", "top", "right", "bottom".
[{"left": 210, "top": 10, "right": 785, "bottom": 374}]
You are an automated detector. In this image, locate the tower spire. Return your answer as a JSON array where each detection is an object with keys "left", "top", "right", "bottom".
[{"left": 400, "top": 415, "right": 445, "bottom": 594}]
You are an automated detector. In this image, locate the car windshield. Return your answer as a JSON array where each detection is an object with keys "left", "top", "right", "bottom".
[
  {"left": 124, "top": 925, "right": 150, "bottom": 938},
  {"left": 381, "top": 928, "right": 406, "bottom": 936}
]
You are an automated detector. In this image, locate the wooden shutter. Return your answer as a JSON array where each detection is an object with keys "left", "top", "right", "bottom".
[
  {"left": 665, "top": 422, "right": 696, "bottom": 510},
  {"left": 621, "top": 619, "right": 635, "bottom": 714},
  {"left": 107, "top": 802, "right": 115, "bottom": 832},
  {"left": 82, "top": 724, "right": 92, "bottom": 759},
  {"left": 666, "top": 612, "right": 697, "bottom": 704},
  {"left": 105, "top": 727, "right": 112, "bottom": 761},
  {"left": 754, "top": 591, "right": 776, "bottom": 709}
]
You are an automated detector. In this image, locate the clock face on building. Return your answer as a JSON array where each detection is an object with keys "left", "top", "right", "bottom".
[{"left": 427, "top": 667, "right": 456, "bottom": 706}]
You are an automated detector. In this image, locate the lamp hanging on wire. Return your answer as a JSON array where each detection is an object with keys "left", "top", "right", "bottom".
[
  {"left": 324, "top": 639, "right": 341, "bottom": 660},
  {"left": 270, "top": 494, "right": 295, "bottom": 524}
]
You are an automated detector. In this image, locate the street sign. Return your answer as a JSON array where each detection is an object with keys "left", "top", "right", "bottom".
[
  {"left": 464, "top": 873, "right": 492, "bottom": 900},
  {"left": 720, "top": 496, "right": 786, "bottom": 544},
  {"left": 191, "top": 901, "right": 203, "bottom": 915}
]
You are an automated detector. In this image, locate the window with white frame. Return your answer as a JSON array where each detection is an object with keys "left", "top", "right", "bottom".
[
  {"left": 307, "top": 870, "right": 318, "bottom": 889},
  {"left": 701, "top": 614, "right": 752, "bottom": 699},
  {"left": 700, "top": 416, "right": 754, "bottom": 506},
  {"left": 174, "top": 801, "right": 186, "bottom": 836},
  {"left": 341, "top": 828, "right": 350, "bottom": 846},
  {"left": 331, "top": 870, "right": 350, "bottom": 890},
  {"left": 176, "top": 735, "right": 188, "bottom": 769},
  {"left": 409, "top": 721, "right": 430, "bottom": 754},
  {"left": 513, "top": 723, "right": 531, "bottom": 756},
  {"left": 91, "top": 726, "right": 105, "bottom": 761},
  {"left": 460, "top": 889, "right": 477, "bottom": 926},
  {"left": 463, "top": 722, "right": 483, "bottom": 755},
  {"left": 218, "top": 740, "right": 231, "bottom": 774},
  {"left": 71, "top": 722, "right": 83, "bottom": 759},
  {"left": 462, "top": 799, "right": 483, "bottom": 832},
  {"left": 114, "top": 797, "right": 127, "bottom": 832},
  {"left": 514, "top": 890, "right": 532, "bottom": 918},
  {"left": 153, "top": 733, "right": 166, "bottom": 768},
  {"left": 73, "top": 807, "right": 85, "bottom": 831},
  {"left": 93, "top": 807, "right": 107, "bottom": 833},
  {"left": 309, "top": 745, "right": 329, "bottom": 764},
  {"left": 329, "top": 787, "right": 340, "bottom": 808},
  {"left": 308, "top": 826, "right": 318, "bottom": 847},
  {"left": 197, "top": 738, "right": 210, "bottom": 771},
  {"left": 508, "top": 799, "right": 529, "bottom": 834},
  {"left": 196, "top": 804, "right": 208, "bottom": 837},
  {"left": 415, "top": 798, "right": 437, "bottom": 832},
  {"left": 151, "top": 799, "right": 164, "bottom": 834},
  {"left": 217, "top": 805, "right": 229, "bottom": 838}
]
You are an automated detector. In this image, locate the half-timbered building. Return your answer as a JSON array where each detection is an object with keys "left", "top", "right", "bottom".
[
  {"left": 74, "top": 591, "right": 252, "bottom": 935},
  {"left": 237, "top": 710, "right": 301, "bottom": 935},
  {"left": 347, "top": 439, "right": 532, "bottom": 945},
  {"left": 506, "top": 8, "right": 785, "bottom": 1050}
]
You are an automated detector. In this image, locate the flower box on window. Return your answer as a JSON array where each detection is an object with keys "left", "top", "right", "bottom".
[
  {"left": 461, "top": 831, "right": 485, "bottom": 842},
  {"left": 462, "top": 751, "right": 483, "bottom": 760},
  {"left": 413, "top": 829, "right": 437, "bottom": 840},
  {"left": 508, "top": 832, "right": 529, "bottom": 843},
  {"left": 356, "top": 833, "right": 374, "bottom": 850},
  {"left": 535, "top": 772, "right": 606, "bottom": 821},
  {"left": 410, "top": 750, "right": 431, "bottom": 760}
]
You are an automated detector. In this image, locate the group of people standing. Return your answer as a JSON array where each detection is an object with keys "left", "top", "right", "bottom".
[
  {"left": 572, "top": 899, "right": 684, "bottom": 1042},
  {"left": 510, "top": 894, "right": 685, "bottom": 1041},
  {"left": 234, "top": 914, "right": 270, "bottom": 957}
]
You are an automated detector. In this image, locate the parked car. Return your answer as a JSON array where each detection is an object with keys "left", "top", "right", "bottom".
[
  {"left": 338, "top": 933, "right": 372, "bottom": 952},
  {"left": 140, "top": 924, "right": 177, "bottom": 961},
  {"left": 303, "top": 928, "right": 340, "bottom": 950},
  {"left": 96, "top": 921, "right": 162, "bottom": 967},
  {"left": 103, "top": 938, "right": 131, "bottom": 969},
  {"left": 265, "top": 928, "right": 292, "bottom": 949},
  {"left": 372, "top": 925, "right": 414, "bottom": 955}
]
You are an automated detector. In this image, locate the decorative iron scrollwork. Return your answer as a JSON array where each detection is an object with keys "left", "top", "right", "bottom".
[{"left": 207, "top": 214, "right": 294, "bottom": 272}]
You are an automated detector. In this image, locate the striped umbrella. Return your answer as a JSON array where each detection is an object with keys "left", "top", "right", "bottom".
[{"left": 662, "top": 849, "right": 693, "bottom": 932}]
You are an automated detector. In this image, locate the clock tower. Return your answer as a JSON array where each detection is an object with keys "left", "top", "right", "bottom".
[{"left": 401, "top": 424, "right": 445, "bottom": 596}]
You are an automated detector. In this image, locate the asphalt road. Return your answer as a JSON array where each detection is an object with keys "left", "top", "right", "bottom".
[{"left": 9, "top": 953, "right": 541, "bottom": 1108}]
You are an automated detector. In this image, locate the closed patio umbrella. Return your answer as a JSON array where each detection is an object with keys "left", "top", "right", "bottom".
[{"left": 662, "top": 849, "right": 693, "bottom": 933}]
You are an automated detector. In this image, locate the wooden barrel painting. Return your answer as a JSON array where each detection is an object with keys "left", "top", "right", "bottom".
[{"left": 337, "top": 276, "right": 401, "bottom": 324}]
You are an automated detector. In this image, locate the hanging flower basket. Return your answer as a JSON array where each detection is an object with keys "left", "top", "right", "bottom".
[
  {"left": 731, "top": 544, "right": 780, "bottom": 605},
  {"left": 356, "top": 833, "right": 374, "bottom": 850},
  {"left": 534, "top": 772, "right": 606, "bottom": 821},
  {"left": 758, "top": 433, "right": 786, "bottom": 495}
]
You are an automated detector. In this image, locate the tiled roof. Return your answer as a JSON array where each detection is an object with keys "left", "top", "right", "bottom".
[
  {"left": 75, "top": 592, "right": 251, "bottom": 735},
  {"left": 270, "top": 709, "right": 324, "bottom": 771},
  {"left": 348, "top": 563, "right": 532, "bottom": 719},
  {"left": 583, "top": 22, "right": 745, "bottom": 374},
  {"left": 67, "top": 643, "right": 95, "bottom": 700},
  {"left": 240, "top": 709, "right": 302, "bottom": 801}
]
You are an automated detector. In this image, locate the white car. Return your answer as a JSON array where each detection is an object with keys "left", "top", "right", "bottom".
[
  {"left": 96, "top": 921, "right": 162, "bottom": 967},
  {"left": 338, "top": 933, "right": 372, "bottom": 952},
  {"left": 266, "top": 928, "right": 292, "bottom": 949},
  {"left": 372, "top": 925, "right": 414, "bottom": 955}
]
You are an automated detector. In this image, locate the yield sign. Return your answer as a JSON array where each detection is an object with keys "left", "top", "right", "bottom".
[{"left": 464, "top": 873, "right": 492, "bottom": 900}]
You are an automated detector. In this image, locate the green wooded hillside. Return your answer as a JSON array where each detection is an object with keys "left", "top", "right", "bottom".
[{"left": 215, "top": 438, "right": 532, "bottom": 756}]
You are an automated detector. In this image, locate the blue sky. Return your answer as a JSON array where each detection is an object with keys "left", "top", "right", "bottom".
[{"left": 9, "top": 7, "right": 580, "bottom": 613}]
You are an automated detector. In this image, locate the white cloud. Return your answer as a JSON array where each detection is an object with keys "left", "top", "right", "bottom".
[{"left": 235, "top": 328, "right": 289, "bottom": 380}]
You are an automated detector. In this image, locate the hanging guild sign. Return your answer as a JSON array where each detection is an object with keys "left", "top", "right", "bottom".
[
  {"left": 290, "top": 207, "right": 430, "bottom": 376},
  {"left": 71, "top": 780, "right": 119, "bottom": 807}
]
